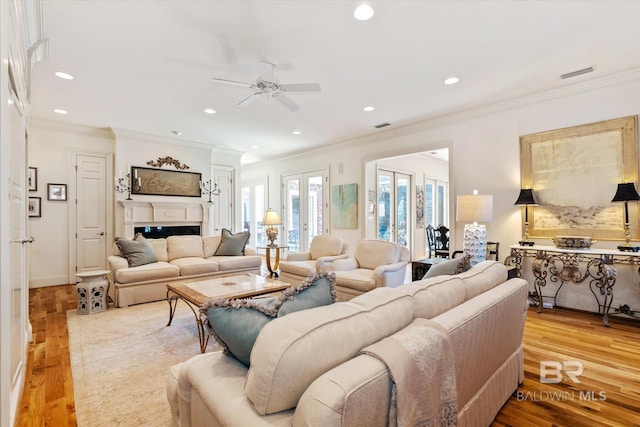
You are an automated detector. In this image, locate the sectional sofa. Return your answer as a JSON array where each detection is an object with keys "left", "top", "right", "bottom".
[
  {"left": 167, "top": 260, "right": 529, "bottom": 426},
  {"left": 107, "top": 234, "right": 262, "bottom": 307}
]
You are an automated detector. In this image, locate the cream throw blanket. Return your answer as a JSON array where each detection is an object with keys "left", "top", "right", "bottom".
[{"left": 360, "top": 318, "right": 458, "bottom": 427}]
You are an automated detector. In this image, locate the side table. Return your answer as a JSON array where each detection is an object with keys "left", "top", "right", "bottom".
[
  {"left": 76, "top": 269, "right": 110, "bottom": 314},
  {"left": 258, "top": 246, "right": 288, "bottom": 278}
]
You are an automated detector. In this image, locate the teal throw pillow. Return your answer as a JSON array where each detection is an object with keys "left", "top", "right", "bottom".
[
  {"left": 214, "top": 229, "right": 250, "bottom": 256},
  {"left": 115, "top": 234, "right": 157, "bottom": 267},
  {"left": 423, "top": 253, "right": 472, "bottom": 279},
  {"left": 277, "top": 273, "right": 337, "bottom": 317},
  {"left": 200, "top": 272, "right": 336, "bottom": 367}
]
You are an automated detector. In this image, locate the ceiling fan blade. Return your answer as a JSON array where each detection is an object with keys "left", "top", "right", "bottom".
[
  {"left": 259, "top": 62, "right": 276, "bottom": 83},
  {"left": 279, "top": 83, "right": 321, "bottom": 92},
  {"left": 273, "top": 93, "right": 300, "bottom": 111},
  {"left": 211, "top": 77, "right": 256, "bottom": 89},
  {"left": 238, "top": 92, "right": 264, "bottom": 107}
]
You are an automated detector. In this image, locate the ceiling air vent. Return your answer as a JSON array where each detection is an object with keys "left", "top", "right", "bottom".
[
  {"left": 561, "top": 66, "right": 594, "bottom": 80},
  {"left": 374, "top": 122, "right": 390, "bottom": 129}
]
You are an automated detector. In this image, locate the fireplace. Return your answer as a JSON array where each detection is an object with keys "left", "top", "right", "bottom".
[
  {"left": 119, "top": 200, "right": 211, "bottom": 238},
  {"left": 134, "top": 225, "right": 201, "bottom": 238}
]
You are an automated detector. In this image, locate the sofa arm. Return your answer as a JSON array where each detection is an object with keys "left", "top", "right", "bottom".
[
  {"left": 286, "top": 252, "right": 312, "bottom": 261},
  {"left": 374, "top": 261, "right": 409, "bottom": 287},
  {"left": 315, "top": 254, "right": 349, "bottom": 271},
  {"left": 245, "top": 247, "right": 257, "bottom": 256},
  {"left": 325, "top": 258, "right": 359, "bottom": 271},
  {"left": 107, "top": 255, "right": 129, "bottom": 274}
]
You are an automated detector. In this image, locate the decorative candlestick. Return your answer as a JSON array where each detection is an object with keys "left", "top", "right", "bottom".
[
  {"left": 200, "top": 179, "right": 220, "bottom": 203},
  {"left": 114, "top": 173, "right": 141, "bottom": 200}
]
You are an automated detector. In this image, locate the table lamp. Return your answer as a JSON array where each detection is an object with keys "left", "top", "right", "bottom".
[
  {"left": 514, "top": 188, "right": 537, "bottom": 246},
  {"left": 262, "top": 208, "right": 282, "bottom": 247},
  {"left": 456, "top": 190, "right": 493, "bottom": 266},
  {"left": 611, "top": 182, "right": 640, "bottom": 251}
]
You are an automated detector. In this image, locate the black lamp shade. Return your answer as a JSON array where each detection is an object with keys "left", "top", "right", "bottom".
[
  {"left": 514, "top": 189, "right": 537, "bottom": 206},
  {"left": 611, "top": 183, "right": 640, "bottom": 202}
]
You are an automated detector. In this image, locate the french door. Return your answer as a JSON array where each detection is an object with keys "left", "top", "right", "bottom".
[
  {"left": 377, "top": 169, "right": 411, "bottom": 247},
  {"left": 241, "top": 179, "right": 267, "bottom": 248},
  {"left": 283, "top": 170, "right": 328, "bottom": 252}
]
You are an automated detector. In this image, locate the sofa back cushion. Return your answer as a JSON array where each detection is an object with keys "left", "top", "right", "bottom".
[
  {"left": 203, "top": 236, "right": 222, "bottom": 258},
  {"left": 245, "top": 287, "right": 413, "bottom": 415},
  {"left": 459, "top": 260, "right": 508, "bottom": 300},
  {"left": 309, "top": 234, "right": 343, "bottom": 259},
  {"left": 354, "top": 240, "right": 399, "bottom": 270},
  {"left": 166, "top": 235, "right": 204, "bottom": 261},
  {"left": 400, "top": 276, "right": 466, "bottom": 319}
]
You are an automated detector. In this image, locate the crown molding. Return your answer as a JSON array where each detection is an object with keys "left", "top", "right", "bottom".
[{"left": 29, "top": 117, "right": 114, "bottom": 138}]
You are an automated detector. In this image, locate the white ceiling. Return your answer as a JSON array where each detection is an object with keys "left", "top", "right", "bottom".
[{"left": 30, "top": 1, "right": 640, "bottom": 164}]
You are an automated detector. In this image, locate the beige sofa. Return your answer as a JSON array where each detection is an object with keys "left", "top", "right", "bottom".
[
  {"left": 167, "top": 261, "right": 528, "bottom": 426},
  {"left": 107, "top": 235, "right": 262, "bottom": 307}
]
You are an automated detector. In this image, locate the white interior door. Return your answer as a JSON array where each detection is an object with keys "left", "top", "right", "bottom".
[{"left": 76, "top": 154, "right": 107, "bottom": 272}]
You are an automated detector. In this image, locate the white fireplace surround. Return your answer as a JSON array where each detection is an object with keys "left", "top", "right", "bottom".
[{"left": 119, "top": 200, "right": 211, "bottom": 238}]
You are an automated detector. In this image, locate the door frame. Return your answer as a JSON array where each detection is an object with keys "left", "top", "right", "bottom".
[{"left": 68, "top": 150, "right": 113, "bottom": 284}]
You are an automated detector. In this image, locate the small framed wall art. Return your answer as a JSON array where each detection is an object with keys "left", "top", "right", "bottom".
[
  {"left": 28, "top": 197, "right": 41, "bottom": 217},
  {"left": 28, "top": 167, "right": 37, "bottom": 191},
  {"left": 48, "top": 183, "right": 67, "bottom": 201}
]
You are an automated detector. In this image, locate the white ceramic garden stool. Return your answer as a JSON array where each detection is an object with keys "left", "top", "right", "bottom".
[{"left": 75, "top": 270, "right": 111, "bottom": 314}]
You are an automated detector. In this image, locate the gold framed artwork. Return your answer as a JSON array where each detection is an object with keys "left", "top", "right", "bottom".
[
  {"left": 519, "top": 115, "right": 638, "bottom": 241},
  {"left": 131, "top": 166, "right": 202, "bottom": 197}
]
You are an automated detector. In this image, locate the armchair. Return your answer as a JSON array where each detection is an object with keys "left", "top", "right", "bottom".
[
  {"left": 278, "top": 234, "right": 350, "bottom": 285},
  {"left": 325, "top": 239, "right": 409, "bottom": 301}
]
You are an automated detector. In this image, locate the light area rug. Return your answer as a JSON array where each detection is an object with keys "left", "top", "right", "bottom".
[{"left": 67, "top": 300, "right": 219, "bottom": 426}]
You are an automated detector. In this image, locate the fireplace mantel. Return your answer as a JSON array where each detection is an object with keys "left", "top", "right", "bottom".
[{"left": 119, "top": 200, "right": 211, "bottom": 238}]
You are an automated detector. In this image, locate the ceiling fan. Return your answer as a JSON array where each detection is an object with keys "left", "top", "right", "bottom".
[{"left": 211, "top": 62, "right": 320, "bottom": 111}]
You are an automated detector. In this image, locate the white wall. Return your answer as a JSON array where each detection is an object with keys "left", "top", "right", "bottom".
[
  {"left": 27, "top": 124, "right": 243, "bottom": 287},
  {"left": 243, "top": 72, "right": 640, "bottom": 313}
]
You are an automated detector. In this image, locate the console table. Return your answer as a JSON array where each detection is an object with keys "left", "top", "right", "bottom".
[{"left": 505, "top": 244, "right": 640, "bottom": 327}]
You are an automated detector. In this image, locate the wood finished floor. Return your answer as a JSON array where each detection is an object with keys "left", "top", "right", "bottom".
[{"left": 18, "top": 284, "right": 640, "bottom": 427}]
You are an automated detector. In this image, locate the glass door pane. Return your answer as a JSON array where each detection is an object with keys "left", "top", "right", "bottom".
[
  {"left": 306, "top": 174, "right": 324, "bottom": 244},
  {"left": 396, "top": 174, "right": 409, "bottom": 246},
  {"left": 377, "top": 172, "right": 392, "bottom": 241},
  {"left": 284, "top": 176, "right": 301, "bottom": 252}
]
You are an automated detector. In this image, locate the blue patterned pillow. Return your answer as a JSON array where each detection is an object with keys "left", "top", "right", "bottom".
[{"left": 201, "top": 272, "right": 336, "bottom": 366}]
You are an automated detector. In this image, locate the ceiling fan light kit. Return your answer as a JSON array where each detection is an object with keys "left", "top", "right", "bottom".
[{"left": 211, "top": 62, "right": 320, "bottom": 111}]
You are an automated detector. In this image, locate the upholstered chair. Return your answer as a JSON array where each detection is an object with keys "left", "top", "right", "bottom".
[
  {"left": 278, "top": 234, "right": 350, "bottom": 285},
  {"left": 325, "top": 239, "right": 409, "bottom": 301}
]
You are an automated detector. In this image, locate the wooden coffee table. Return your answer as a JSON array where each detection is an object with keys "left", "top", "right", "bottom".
[{"left": 166, "top": 273, "right": 291, "bottom": 353}]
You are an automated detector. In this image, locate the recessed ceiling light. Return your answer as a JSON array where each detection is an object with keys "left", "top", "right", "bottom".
[
  {"left": 53, "top": 109, "right": 68, "bottom": 114},
  {"left": 54, "top": 71, "right": 74, "bottom": 80},
  {"left": 363, "top": 106, "right": 375, "bottom": 112},
  {"left": 354, "top": 4, "right": 374, "bottom": 21},
  {"left": 171, "top": 130, "right": 183, "bottom": 136},
  {"left": 251, "top": 145, "right": 259, "bottom": 149},
  {"left": 292, "top": 131, "right": 302, "bottom": 135},
  {"left": 204, "top": 108, "right": 216, "bottom": 114},
  {"left": 444, "top": 77, "right": 459, "bottom": 85}
]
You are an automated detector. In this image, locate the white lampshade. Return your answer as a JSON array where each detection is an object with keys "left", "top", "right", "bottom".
[
  {"left": 456, "top": 193, "right": 493, "bottom": 223},
  {"left": 262, "top": 209, "right": 282, "bottom": 226}
]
